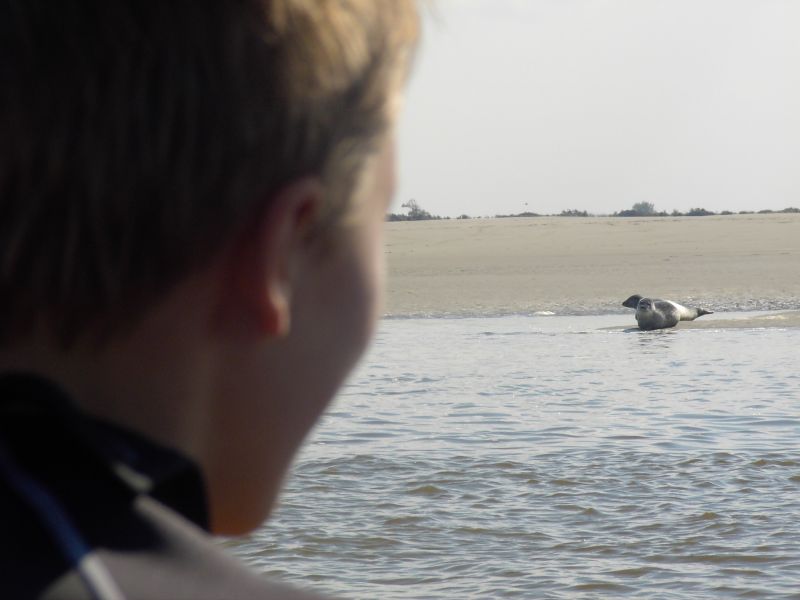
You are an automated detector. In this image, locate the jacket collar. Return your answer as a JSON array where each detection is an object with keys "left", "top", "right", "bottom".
[{"left": 0, "top": 372, "right": 209, "bottom": 530}]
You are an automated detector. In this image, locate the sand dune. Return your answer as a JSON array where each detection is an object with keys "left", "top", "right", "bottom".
[{"left": 384, "top": 213, "right": 800, "bottom": 326}]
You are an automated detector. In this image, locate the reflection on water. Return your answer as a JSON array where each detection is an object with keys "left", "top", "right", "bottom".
[
  {"left": 230, "top": 314, "right": 800, "bottom": 598},
  {"left": 634, "top": 329, "right": 679, "bottom": 353}
]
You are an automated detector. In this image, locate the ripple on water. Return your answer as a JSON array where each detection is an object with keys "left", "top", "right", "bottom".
[{"left": 229, "top": 316, "right": 800, "bottom": 598}]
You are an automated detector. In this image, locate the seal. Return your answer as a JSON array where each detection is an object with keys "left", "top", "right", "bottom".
[{"left": 622, "top": 294, "right": 713, "bottom": 331}]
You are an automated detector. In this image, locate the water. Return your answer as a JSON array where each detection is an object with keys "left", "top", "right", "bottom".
[{"left": 230, "top": 313, "right": 800, "bottom": 598}]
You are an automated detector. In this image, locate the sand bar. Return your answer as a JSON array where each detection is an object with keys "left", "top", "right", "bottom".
[{"left": 384, "top": 213, "right": 800, "bottom": 326}]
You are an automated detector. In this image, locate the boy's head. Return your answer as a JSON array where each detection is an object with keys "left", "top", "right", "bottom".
[
  {"left": 0, "top": 0, "right": 418, "bottom": 345},
  {"left": 0, "top": 0, "right": 418, "bottom": 534}
]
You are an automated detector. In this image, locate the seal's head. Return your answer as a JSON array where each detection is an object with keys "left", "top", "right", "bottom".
[{"left": 622, "top": 294, "right": 643, "bottom": 309}]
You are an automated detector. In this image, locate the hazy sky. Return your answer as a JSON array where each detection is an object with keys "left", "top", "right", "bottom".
[{"left": 394, "top": 0, "right": 800, "bottom": 217}]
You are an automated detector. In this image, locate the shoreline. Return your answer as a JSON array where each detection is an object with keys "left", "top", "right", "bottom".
[{"left": 381, "top": 309, "right": 800, "bottom": 330}]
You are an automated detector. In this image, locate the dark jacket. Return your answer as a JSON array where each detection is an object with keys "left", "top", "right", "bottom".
[{"left": 0, "top": 373, "right": 318, "bottom": 600}]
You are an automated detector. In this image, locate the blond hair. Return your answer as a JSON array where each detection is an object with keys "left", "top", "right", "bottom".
[{"left": 0, "top": 0, "right": 418, "bottom": 343}]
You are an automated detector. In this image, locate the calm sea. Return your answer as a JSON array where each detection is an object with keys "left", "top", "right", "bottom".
[{"left": 230, "top": 313, "right": 800, "bottom": 598}]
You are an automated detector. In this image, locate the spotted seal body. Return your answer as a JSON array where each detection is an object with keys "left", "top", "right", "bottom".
[{"left": 622, "top": 294, "right": 713, "bottom": 331}]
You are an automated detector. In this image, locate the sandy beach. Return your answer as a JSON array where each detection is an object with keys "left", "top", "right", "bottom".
[{"left": 384, "top": 213, "right": 800, "bottom": 327}]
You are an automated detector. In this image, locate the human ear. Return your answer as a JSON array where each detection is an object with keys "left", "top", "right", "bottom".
[{"left": 228, "top": 178, "right": 324, "bottom": 338}]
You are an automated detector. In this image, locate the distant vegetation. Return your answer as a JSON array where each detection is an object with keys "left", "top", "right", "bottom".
[
  {"left": 612, "top": 203, "right": 800, "bottom": 217},
  {"left": 757, "top": 207, "right": 800, "bottom": 214},
  {"left": 495, "top": 211, "right": 541, "bottom": 218},
  {"left": 387, "top": 200, "right": 800, "bottom": 222},
  {"left": 386, "top": 199, "right": 443, "bottom": 221},
  {"left": 685, "top": 208, "right": 715, "bottom": 216},
  {"left": 615, "top": 202, "right": 662, "bottom": 217}
]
